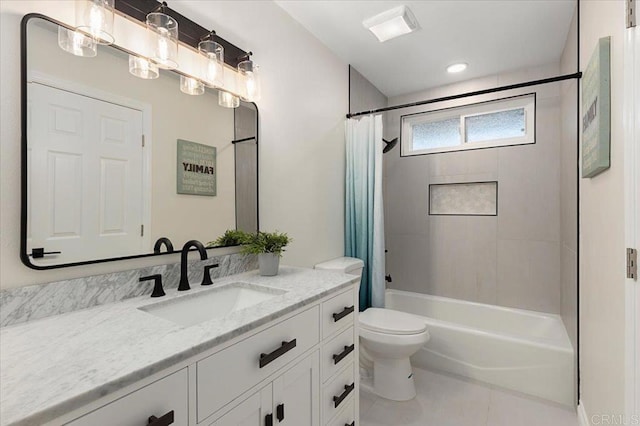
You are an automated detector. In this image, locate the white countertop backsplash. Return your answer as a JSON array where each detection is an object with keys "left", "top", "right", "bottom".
[{"left": 0, "top": 266, "right": 357, "bottom": 426}]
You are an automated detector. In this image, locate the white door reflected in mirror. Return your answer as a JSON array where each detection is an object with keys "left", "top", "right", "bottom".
[{"left": 28, "top": 82, "right": 146, "bottom": 264}]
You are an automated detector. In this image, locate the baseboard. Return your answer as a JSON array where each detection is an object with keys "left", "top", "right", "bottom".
[{"left": 577, "top": 400, "right": 590, "bottom": 426}]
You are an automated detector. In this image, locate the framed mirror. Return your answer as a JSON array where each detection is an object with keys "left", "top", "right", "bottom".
[{"left": 20, "top": 14, "right": 259, "bottom": 270}]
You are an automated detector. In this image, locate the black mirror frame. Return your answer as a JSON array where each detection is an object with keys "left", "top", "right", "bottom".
[{"left": 20, "top": 13, "right": 259, "bottom": 270}]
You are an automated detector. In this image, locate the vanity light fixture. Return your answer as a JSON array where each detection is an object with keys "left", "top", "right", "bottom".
[
  {"left": 75, "top": 0, "right": 115, "bottom": 45},
  {"left": 55, "top": 1, "right": 259, "bottom": 102},
  {"left": 57, "top": 26, "right": 97, "bottom": 57},
  {"left": 180, "top": 75, "right": 205, "bottom": 95},
  {"left": 446, "top": 62, "right": 468, "bottom": 73},
  {"left": 128, "top": 55, "right": 159, "bottom": 79},
  {"left": 219, "top": 91, "right": 240, "bottom": 108},
  {"left": 146, "top": 2, "right": 179, "bottom": 69},
  {"left": 237, "top": 53, "right": 261, "bottom": 102},
  {"left": 363, "top": 5, "right": 420, "bottom": 43},
  {"left": 199, "top": 35, "right": 225, "bottom": 88}
]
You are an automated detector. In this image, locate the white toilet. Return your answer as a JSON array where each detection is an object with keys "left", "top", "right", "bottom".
[{"left": 315, "top": 257, "right": 430, "bottom": 401}]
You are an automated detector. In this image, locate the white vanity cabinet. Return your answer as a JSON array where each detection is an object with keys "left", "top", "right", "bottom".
[
  {"left": 197, "top": 306, "right": 320, "bottom": 422},
  {"left": 203, "top": 286, "right": 358, "bottom": 426},
  {"left": 212, "top": 351, "right": 319, "bottom": 426},
  {"left": 56, "top": 283, "right": 358, "bottom": 426}
]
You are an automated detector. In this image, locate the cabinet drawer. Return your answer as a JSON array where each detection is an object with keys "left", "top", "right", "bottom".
[
  {"left": 328, "top": 398, "right": 355, "bottom": 426},
  {"left": 322, "top": 364, "right": 355, "bottom": 424},
  {"left": 322, "top": 327, "right": 355, "bottom": 383},
  {"left": 67, "top": 369, "right": 188, "bottom": 426},
  {"left": 197, "top": 306, "right": 320, "bottom": 423},
  {"left": 322, "top": 289, "right": 355, "bottom": 339}
]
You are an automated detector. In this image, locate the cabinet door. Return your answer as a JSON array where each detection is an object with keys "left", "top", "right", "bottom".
[
  {"left": 273, "top": 351, "right": 319, "bottom": 426},
  {"left": 211, "top": 384, "right": 272, "bottom": 426}
]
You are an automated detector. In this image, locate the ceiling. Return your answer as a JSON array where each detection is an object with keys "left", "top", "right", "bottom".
[{"left": 275, "top": 0, "right": 577, "bottom": 98}]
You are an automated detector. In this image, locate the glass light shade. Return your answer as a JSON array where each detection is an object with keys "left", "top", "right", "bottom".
[
  {"left": 58, "top": 26, "right": 97, "bottom": 57},
  {"left": 198, "top": 40, "right": 224, "bottom": 88},
  {"left": 146, "top": 12, "right": 179, "bottom": 70},
  {"left": 180, "top": 76, "right": 205, "bottom": 95},
  {"left": 129, "top": 55, "right": 159, "bottom": 79},
  {"left": 75, "top": 0, "right": 115, "bottom": 45},
  {"left": 218, "top": 91, "right": 240, "bottom": 108},
  {"left": 238, "top": 60, "right": 261, "bottom": 102}
]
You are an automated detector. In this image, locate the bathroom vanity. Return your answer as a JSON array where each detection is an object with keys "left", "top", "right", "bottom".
[{"left": 0, "top": 267, "right": 359, "bottom": 426}]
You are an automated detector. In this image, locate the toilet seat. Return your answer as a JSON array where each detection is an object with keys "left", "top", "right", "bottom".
[{"left": 359, "top": 308, "right": 427, "bottom": 335}]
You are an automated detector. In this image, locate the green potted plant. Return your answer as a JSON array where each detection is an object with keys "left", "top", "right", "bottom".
[
  {"left": 207, "top": 229, "right": 249, "bottom": 248},
  {"left": 241, "top": 231, "right": 291, "bottom": 276}
]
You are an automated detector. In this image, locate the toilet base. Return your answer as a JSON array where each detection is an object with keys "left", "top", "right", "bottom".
[{"left": 372, "top": 357, "right": 416, "bottom": 401}]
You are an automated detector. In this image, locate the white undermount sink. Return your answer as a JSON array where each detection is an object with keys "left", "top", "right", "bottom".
[{"left": 140, "top": 283, "right": 285, "bottom": 327}]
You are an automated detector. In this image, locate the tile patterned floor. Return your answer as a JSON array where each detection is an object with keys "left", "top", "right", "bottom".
[{"left": 360, "top": 368, "right": 578, "bottom": 426}]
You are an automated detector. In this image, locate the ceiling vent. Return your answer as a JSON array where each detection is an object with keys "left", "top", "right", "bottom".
[{"left": 363, "top": 5, "right": 420, "bottom": 43}]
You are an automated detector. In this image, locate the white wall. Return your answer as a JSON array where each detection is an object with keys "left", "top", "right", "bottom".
[
  {"left": 0, "top": 1, "right": 347, "bottom": 289},
  {"left": 349, "top": 66, "right": 388, "bottom": 114},
  {"left": 383, "top": 64, "right": 565, "bottom": 314},
  {"left": 578, "top": 0, "right": 628, "bottom": 419}
]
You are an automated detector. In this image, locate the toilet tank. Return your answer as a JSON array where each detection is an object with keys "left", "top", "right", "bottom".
[{"left": 314, "top": 257, "right": 365, "bottom": 282}]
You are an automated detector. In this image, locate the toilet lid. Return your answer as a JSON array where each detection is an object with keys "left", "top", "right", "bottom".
[{"left": 359, "top": 308, "right": 427, "bottom": 335}]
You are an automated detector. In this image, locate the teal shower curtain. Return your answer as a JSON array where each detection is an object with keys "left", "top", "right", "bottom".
[{"left": 345, "top": 115, "right": 385, "bottom": 311}]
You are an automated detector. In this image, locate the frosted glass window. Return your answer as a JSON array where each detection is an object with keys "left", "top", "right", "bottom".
[
  {"left": 412, "top": 117, "right": 460, "bottom": 150},
  {"left": 465, "top": 108, "right": 526, "bottom": 143},
  {"left": 401, "top": 94, "right": 535, "bottom": 156}
]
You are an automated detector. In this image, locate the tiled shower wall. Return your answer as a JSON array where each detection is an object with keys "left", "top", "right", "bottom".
[{"left": 383, "top": 64, "right": 567, "bottom": 314}]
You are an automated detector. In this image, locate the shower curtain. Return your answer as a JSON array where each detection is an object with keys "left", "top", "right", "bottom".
[{"left": 345, "top": 115, "right": 385, "bottom": 311}]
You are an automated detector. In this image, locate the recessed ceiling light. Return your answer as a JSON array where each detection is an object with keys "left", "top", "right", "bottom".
[
  {"left": 446, "top": 63, "right": 468, "bottom": 73},
  {"left": 363, "top": 5, "right": 420, "bottom": 43}
]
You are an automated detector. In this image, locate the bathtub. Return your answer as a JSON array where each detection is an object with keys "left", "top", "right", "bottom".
[{"left": 385, "top": 289, "right": 575, "bottom": 406}]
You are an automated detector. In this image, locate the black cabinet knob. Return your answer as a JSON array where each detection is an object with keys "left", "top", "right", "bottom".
[
  {"left": 259, "top": 339, "right": 297, "bottom": 368},
  {"left": 333, "top": 382, "right": 355, "bottom": 408},
  {"left": 276, "top": 403, "right": 285, "bottom": 421},
  {"left": 333, "top": 306, "right": 354, "bottom": 322},
  {"left": 148, "top": 410, "right": 174, "bottom": 425},
  {"left": 333, "top": 344, "right": 355, "bottom": 365}
]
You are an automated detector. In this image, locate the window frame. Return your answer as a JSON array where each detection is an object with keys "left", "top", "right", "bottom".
[{"left": 400, "top": 93, "right": 536, "bottom": 157}]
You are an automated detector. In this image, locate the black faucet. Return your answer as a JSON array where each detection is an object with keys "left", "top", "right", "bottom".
[
  {"left": 178, "top": 240, "right": 208, "bottom": 291},
  {"left": 153, "top": 237, "right": 174, "bottom": 254},
  {"left": 139, "top": 274, "right": 166, "bottom": 297}
]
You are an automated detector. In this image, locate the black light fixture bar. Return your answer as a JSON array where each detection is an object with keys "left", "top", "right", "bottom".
[
  {"left": 114, "top": 0, "right": 249, "bottom": 68},
  {"left": 346, "top": 71, "right": 582, "bottom": 119}
]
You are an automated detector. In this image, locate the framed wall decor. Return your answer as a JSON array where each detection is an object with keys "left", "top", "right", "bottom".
[
  {"left": 581, "top": 36, "right": 611, "bottom": 178},
  {"left": 177, "top": 139, "right": 217, "bottom": 196}
]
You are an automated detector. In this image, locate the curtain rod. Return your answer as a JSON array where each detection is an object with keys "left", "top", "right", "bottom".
[{"left": 346, "top": 72, "right": 582, "bottom": 119}]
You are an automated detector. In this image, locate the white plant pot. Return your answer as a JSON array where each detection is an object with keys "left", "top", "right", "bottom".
[{"left": 259, "top": 253, "right": 280, "bottom": 276}]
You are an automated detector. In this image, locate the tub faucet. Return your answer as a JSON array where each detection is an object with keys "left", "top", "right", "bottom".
[{"left": 178, "top": 240, "right": 208, "bottom": 291}]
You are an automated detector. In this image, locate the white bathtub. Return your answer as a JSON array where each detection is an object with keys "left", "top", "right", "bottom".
[{"left": 385, "top": 289, "right": 575, "bottom": 406}]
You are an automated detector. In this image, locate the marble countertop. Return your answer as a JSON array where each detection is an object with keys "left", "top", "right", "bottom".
[{"left": 0, "top": 267, "right": 357, "bottom": 426}]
